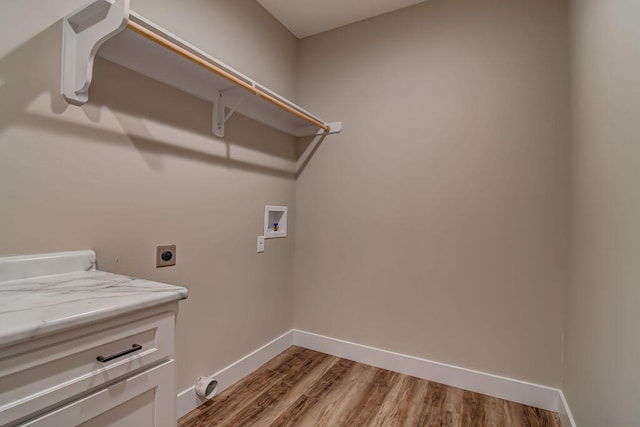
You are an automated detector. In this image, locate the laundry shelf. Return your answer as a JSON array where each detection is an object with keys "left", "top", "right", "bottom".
[{"left": 61, "top": 0, "right": 341, "bottom": 138}]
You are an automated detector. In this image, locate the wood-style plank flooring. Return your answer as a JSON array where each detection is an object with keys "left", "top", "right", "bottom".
[{"left": 179, "top": 346, "right": 561, "bottom": 427}]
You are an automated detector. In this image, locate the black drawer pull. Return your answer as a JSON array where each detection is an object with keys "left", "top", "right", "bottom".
[{"left": 97, "top": 344, "right": 142, "bottom": 362}]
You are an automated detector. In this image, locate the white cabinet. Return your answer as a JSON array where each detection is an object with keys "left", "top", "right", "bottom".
[
  {"left": 0, "top": 304, "right": 179, "bottom": 427},
  {"left": 22, "top": 360, "right": 175, "bottom": 427}
]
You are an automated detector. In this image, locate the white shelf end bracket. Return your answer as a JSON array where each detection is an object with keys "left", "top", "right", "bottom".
[
  {"left": 62, "top": 0, "right": 130, "bottom": 105},
  {"left": 213, "top": 87, "right": 249, "bottom": 138}
]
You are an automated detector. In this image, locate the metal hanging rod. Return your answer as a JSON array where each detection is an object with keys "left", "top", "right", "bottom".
[{"left": 126, "top": 20, "right": 331, "bottom": 133}]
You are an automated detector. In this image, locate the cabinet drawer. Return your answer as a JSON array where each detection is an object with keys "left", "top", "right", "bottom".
[
  {"left": 0, "top": 312, "right": 174, "bottom": 426},
  {"left": 21, "top": 359, "right": 175, "bottom": 427}
]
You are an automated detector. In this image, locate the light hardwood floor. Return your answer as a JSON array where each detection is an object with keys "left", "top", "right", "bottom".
[{"left": 179, "top": 346, "right": 561, "bottom": 427}]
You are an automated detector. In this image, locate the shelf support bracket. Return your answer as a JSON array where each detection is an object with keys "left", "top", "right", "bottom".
[
  {"left": 213, "top": 88, "right": 249, "bottom": 137},
  {"left": 62, "top": 0, "right": 130, "bottom": 105}
]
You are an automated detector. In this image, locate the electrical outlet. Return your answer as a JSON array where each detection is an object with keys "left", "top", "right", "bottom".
[
  {"left": 156, "top": 245, "right": 176, "bottom": 267},
  {"left": 257, "top": 236, "right": 265, "bottom": 253}
]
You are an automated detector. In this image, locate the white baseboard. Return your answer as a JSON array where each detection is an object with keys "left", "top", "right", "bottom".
[
  {"left": 292, "top": 329, "right": 576, "bottom": 426},
  {"left": 557, "top": 390, "right": 578, "bottom": 427},
  {"left": 177, "top": 330, "right": 293, "bottom": 418},
  {"left": 177, "top": 329, "right": 576, "bottom": 427}
]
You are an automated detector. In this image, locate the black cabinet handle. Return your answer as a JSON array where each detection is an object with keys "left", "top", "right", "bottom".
[{"left": 97, "top": 344, "right": 142, "bottom": 362}]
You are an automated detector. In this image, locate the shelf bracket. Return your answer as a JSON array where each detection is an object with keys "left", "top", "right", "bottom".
[
  {"left": 62, "top": 0, "right": 130, "bottom": 105},
  {"left": 213, "top": 88, "right": 249, "bottom": 137}
]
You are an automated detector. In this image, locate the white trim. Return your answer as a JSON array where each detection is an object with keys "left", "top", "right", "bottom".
[
  {"left": 177, "top": 329, "right": 576, "bottom": 426},
  {"left": 557, "top": 390, "right": 578, "bottom": 427},
  {"left": 176, "top": 330, "right": 293, "bottom": 418},
  {"left": 292, "top": 330, "right": 568, "bottom": 417}
]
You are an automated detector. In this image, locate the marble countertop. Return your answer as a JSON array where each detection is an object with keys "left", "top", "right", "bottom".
[{"left": 0, "top": 251, "right": 188, "bottom": 348}]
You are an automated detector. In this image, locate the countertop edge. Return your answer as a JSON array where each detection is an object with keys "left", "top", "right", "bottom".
[
  {"left": 0, "top": 289, "right": 188, "bottom": 349},
  {"left": 0, "top": 271, "right": 188, "bottom": 349}
]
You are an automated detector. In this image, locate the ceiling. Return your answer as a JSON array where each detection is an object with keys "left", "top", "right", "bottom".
[{"left": 256, "top": 0, "right": 428, "bottom": 39}]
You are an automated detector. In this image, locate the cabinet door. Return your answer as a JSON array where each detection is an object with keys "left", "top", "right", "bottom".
[
  {"left": 2, "top": 312, "right": 175, "bottom": 426},
  {"left": 21, "top": 360, "right": 176, "bottom": 427}
]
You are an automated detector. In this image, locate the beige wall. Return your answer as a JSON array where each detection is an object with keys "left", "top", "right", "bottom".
[
  {"left": 2, "top": 0, "right": 588, "bottom": 404},
  {"left": 0, "top": 0, "right": 298, "bottom": 391},
  {"left": 294, "top": 0, "right": 569, "bottom": 387},
  {"left": 565, "top": 0, "right": 640, "bottom": 425}
]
